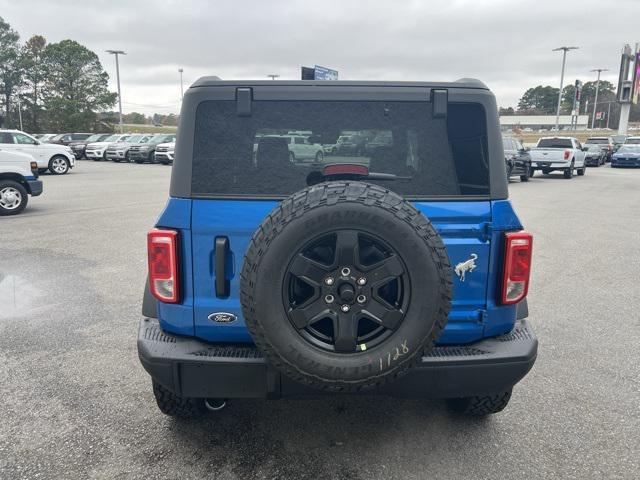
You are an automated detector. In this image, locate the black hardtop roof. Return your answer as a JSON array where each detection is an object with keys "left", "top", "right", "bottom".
[
  {"left": 190, "top": 77, "right": 489, "bottom": 90},
  {"left": 170, "top": 76, "right": 507, "bottom": 200}
]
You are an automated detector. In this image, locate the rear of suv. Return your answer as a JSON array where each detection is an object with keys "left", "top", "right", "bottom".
[{"left": 138, "top": 79, "right": 537, "bottom": 418}]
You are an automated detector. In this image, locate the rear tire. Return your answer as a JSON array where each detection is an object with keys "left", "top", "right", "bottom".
[
  {"left": 240, "top": 181, "right": 452, "bottom": 392},
  {"left": 447, "top": 390, "right": 512, "bottom": 416},
  {"left": 563, "top": 161, "right": 574, "bottom": 179},
  {"left": 577, "top": 165, "right": 586, "bottom": 176},
  {"left": 520, "top": 166, "right": 530, "bottom": 182},
  {"left": 152, "top": 381, "right": 207, "bottom": 419}
]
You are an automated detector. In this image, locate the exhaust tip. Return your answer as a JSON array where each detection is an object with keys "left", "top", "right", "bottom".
[{"left": 205, "top": 398, "right": 227, "bottom": 411}]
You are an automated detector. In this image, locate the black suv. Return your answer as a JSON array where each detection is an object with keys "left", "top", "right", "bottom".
[
  {"left": 502, "top": 136, "right": 531, "bottom": 182},
  {"left": 129, "top": 134, "right": 176, "bottom": 164}
]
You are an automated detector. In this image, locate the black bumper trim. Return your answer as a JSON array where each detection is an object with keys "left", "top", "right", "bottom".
[
  {"left": 138, "top": 318, "right": 537, "bottom": 399},
  {"left": 27, "top": 180, "right": 43, "bottom": 196}
]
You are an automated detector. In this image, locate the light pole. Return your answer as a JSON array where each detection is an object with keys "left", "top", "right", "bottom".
[
  {"left": 553, "top": 46, "right": 579, "bottom": 131},
  {"left": 16, "top": 90, "right": 23, "bottom": 131},
  {"left": 267, "top": 74, "right": 280, "bottom": 80},
  {"left": 178, "top": 68, "right": 184, "bottom": 101},
  {"left": 106, "top": 50, "right": 126, "bottom": 133},
  {"left": 590, "top": 68, "right": 608, "bottom": 130}
]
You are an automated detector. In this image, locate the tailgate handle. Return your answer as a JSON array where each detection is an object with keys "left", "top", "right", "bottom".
[{"left": 215, "top": 236, "right": 230, "bottom": 298}]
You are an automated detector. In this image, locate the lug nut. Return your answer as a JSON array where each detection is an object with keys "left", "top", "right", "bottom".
[
  {"left": 325, "top": 294, "right": 334, "bottom": 304},
  {"left": 357, "top": 277, "right": 367, "bottom": 286},
  {"left": 357, "top": 295, "right": 366, "bottom": 304},
  {"left": 341, "top": 304, "right": 350, "bottom": 313},
  {"left": 341, "top": 267, "right": 351, "bottom": 277},
  {"left": 324, "top": 277, "right": 334, "bottom": 286}
]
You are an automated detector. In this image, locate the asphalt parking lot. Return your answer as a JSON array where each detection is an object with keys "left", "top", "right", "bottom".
[{"left": 1, "top": 161, "right": 639, "bottom": 479}]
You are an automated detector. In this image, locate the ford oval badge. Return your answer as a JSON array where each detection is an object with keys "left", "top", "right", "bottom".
[{"left": 208, "top": 312, "right": 237, "bottom": 323}]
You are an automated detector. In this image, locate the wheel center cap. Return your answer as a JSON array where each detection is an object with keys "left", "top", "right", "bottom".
[{"left": 337, "top": 282, "right": 356, "bottom": 303}]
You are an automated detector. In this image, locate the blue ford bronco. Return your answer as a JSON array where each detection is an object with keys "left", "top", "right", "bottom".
[{"left": 138, "top": 78, "right": 537, "bottom": 418}]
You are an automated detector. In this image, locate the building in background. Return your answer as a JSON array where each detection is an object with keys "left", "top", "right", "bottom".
[{"left": 500, "top": 115, "right": 589, "bottom": 132}]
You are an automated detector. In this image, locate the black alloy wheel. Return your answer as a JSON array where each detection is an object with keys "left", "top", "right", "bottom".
[{"left": 283, "top": 230, "right": 409, "bottom": 353}]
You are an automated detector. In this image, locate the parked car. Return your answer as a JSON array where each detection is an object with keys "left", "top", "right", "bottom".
[
  {"left": 138, "top": 78, "right": 537, "bottom": 419},
  {"left": 68, "top": 133, "right": 112, "bottom": 159},
  {"left": 336, "top": 133, "right": 367, "bottom": 156},
  {"left": 529, "top": 136, "right": 586, "bottom": 179},
  {"left": 365, "top": 131, "right": 394, "bottom": 156},
  {"left": 611, "top": 135, "right": 627, "bottom": 152},
  {"left": 0, "top": 129, "right": 76, "bottom": 175},
  {"left": 37, "top": 134, "right": 58, "bottom": 143},
  {"left": 584, "top": 137, "right": 614, "bottom": 162},
  {"left": 153, "top": 141, "right": 175, "bottom": 165},
  {"left": 0, "top": 149, "right": 42, "bottom": 215},
  {"left": 129, "top": 134, "right": 176, "bottom": 164},
  {"left": 105, "top": 134, "right": 153, "bottom": 162},
  {"left": 583, "top": 144, "right": 606, "bottom": 167},
  {"left": 502, "top": 136, "right": 531, "bottom": 181},
  {"left": 46, "top": 133, "right": 65, "bottom": 144},
  {"left": 611, "top": 144, "right": 640, "bottom": 167},
  {"left": 256, "top": 134, "right": 324, "bottom": 163},
  {"left": 623, "top": 136, "right": 640, "bottom": 145},
  {"left": 85, "top": 134, "right": 131, "bottom": 161},
  {"left": 48, "top": 133, "right": 93, "bottom": 146}
]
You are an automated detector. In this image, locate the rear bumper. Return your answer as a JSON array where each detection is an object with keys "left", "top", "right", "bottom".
[
  {"left": 138, "top": 318, "right": 537, "bottom": 399},
  {"left": 531, "top": 161, "right": 570, "bottom": 169}
]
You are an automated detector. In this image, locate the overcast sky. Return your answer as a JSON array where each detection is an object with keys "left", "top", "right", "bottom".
[{"left": 2, "top": 0, "right": 636, "bottom": 115}]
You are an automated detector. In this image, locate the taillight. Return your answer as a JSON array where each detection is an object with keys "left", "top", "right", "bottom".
[
  {"left": 147, "top": 229, "right": 180, "bottom": 303},
  {"left": 501, "top": 231, "right": 533, "bottom": 305},
  {"left": 563, "top": 150, "right": 571, "bottom": 160},
  {"left": 30, "top": 161, "right": 38, "bottom": 178}
]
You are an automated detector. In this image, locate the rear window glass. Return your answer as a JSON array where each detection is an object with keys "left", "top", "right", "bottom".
[
  {"left": 585, "top": 138, "right": 607, "bottom": 144},
  {"left": 537, "top": 138, "right": 573, "bottom": 148},
  {"left": 192, "top": 101, "right": 490, "bottom": 198}
]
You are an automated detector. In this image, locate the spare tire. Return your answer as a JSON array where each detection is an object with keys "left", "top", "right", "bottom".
[{"left": 240, "top": 182, "right": 452, "bottom": 391}]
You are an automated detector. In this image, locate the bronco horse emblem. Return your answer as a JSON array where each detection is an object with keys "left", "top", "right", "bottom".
[{"left": 454, "top": 253, "right": 478, "bottom": 282}]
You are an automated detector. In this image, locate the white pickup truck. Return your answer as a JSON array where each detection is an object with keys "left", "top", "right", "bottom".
[
  {"left": 529, "top": 136, "right": 587, "bottom": 179},
  {"left": 0, "top": 149, "right": 43, "bottom": 215}
]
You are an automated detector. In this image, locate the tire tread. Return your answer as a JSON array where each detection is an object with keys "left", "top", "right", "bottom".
[
  {"left": 240, "top": 181, "right": 452, "bottom": 392},
  {"left": 152, "top": 381, "right": 206, "bottom": 418}
]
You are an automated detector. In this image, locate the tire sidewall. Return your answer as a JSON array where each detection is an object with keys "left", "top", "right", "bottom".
[
  {"left": 246, "top": 197, "right": 449, "bottom": 386},
  {"left": 0, "top": 180, "right": 28, "bottom": 215},
  {"left": 49, "top": 155, "right": 69, "bottom": 175}
]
